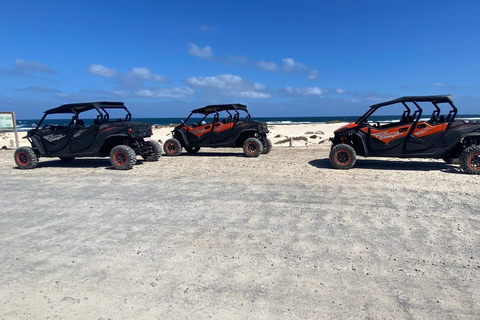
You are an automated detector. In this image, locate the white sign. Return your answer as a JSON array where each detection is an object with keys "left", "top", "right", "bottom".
[
  {"left": 0, "top": 113, "right": 14, "bottom": 130},
  {"left": 0, "top": 112, "right": 20, "bottom": 148}
]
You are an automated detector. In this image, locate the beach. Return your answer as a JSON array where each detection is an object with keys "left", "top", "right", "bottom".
[{"left": 1, "top": 123, "right": 479, "bottom": 319}]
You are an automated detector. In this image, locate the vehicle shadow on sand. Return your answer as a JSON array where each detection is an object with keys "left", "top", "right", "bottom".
[
  {"left": 177, "top": 152, "right": 244, "bottom": 157},
  {"left": 13, "top": 158, "right": 146, "bottom": 170},
  {"left": 309, "top": 158, "right": 463, "bottom": 173}
]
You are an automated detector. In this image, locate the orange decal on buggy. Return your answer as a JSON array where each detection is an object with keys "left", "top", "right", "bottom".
[
  {"left": 361, "top": 125, "right": 411, "bottom": 144},
  {"left": 334, "top": 122, "right": 358, "bottom": 133},
  {"left": 412, "top": 122, "right": 448, "bottom": 138},
  {"left": 213, "top": 122, "right": 234, "bottom": 133},
  {"left": 187, "top": 125, "right": 211, "bottom": 137}
]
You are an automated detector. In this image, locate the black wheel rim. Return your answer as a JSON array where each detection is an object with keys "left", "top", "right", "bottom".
[
  {"left": 336, "top": 150, "right": 350, "bottom": 164},
  {"left": 114, "top": 152, "right": 126, "bottom": 165},
  {"left": 247, "top": 143, "right": 257, "bottom": 153},
  {"left": 167, "top": 143, "right": 177, "bottom": 152},
  {"left": 17, "top": 153, "right": 28, "bottom": 165},
  {"left": 469, "top": 153, "right": 480, "bottom": 169}
]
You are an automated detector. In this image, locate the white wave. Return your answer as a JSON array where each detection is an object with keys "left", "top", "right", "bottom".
[{"left": 266, "top": 121, "right": 312, "bottom": 125}]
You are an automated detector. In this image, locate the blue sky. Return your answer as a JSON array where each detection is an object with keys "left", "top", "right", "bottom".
[{"left": 1, "top": 0, "right": 479, "bottom": 119}]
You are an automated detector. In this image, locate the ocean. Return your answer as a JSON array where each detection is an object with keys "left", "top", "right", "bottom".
[{"left": 14, "top": 114, "right": 480, "bottom": 131}]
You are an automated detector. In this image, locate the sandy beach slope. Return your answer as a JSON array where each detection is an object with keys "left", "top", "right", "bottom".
[{"left": 1, "top": 123, "right": 479, "bottom": 319}]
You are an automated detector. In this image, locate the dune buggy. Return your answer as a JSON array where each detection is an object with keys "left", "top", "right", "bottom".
[
  {"left": 14, "top": 101, "right": 161, "bottom": 170},
  {"left": 163, "top": 104, "right": 271, "bottom": 157},
  {"left": 329, "top": 95, "right": 480, "bottom": 174}
]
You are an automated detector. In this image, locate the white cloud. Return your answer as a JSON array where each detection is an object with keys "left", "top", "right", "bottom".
[
  {"left": 347, "top": 98, "right": 361, "bottom": 103},
  {"left": 135, "top": 87, "right": 194, "bottom": 99},
  {"left": 56, "top": 89, "right": 129, "bottom": 101},
  {"left": 366, "top": 97, "right": 385, "bottom": 102},
  {"left": 307, "top": 69, "right": 319, "bottom": 80},
  {"left": 188, "top": 43, "right": 214, "bottom": 58},
  {"left": 88, "top": 65, "right": 166, "bottom": 82},
  {"left": 282, "top": 58, "right": 306, "bottom": 71},
  {"left": 186, "top": 74, "right": 271, "bottom": 99},
  {"left": 282, "top": 58, "right": 295, "bottom": 70},
  {"left": 187, "top": 74, "right": 239, "bottom": 88},
  {"left": 130, "top": 67, "right": 168, "bottom": 83},
  {"left": 88, "top": 64, "right": 118, "bottom": 78},
  {"left": 433, "top": 82, "right": 461, "bottom": 89},
  {"left": 14, "top": 86, "right": 60, "bottom": 93},
  {"left": 113, "top": 90, "right": 129, "bottom": 96},
  {"left": 284, "top": 86, "right": 324, "bottom": 96},
  {"left": 336, "top": 88, "right": 347, "bottom": 94},
  {"left": 199, "top": 24, "right": 218, "bottom": 32},
  {"left": 281, "top": 58, "right": 319, "bottom": 80},
  {"left": 238, "top": 91, "right": 271, "bottom": 99},
  {"left": 257, "top": 60, "right": 278, "bottom": 71},
  {"left": 14, "top": 59, "right": 55, "bottom": 74}
]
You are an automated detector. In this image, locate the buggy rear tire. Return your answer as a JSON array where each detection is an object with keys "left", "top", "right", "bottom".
[
  {"left": 243, "top": 137, "right": 263, "bottom": 157},
  {"left": 459, "top": 146, "right": 480, "bottom": 174},
  {"left": 110, "top": 145, "right": 137, "bottom": 170},
  {"left": 142, "top": 140, "right": 162, "bottom": 161},
  {"left": 185, "top": 146, "right": 201, "bottom": 154},
  {"left": 261, "top": 138, "right": 272, "bottom": 154},
  {"left": 14, "top": 146, "right": 38, "bottom": 169},
  {"left": 329, "top": 144, "right": 356, "bottom": 169},
  {"left": 59, "top": 157, "right": 75, "bottom": 161},
  {"left": 163, "top": 138, "right": 182, "bottom": 156}
]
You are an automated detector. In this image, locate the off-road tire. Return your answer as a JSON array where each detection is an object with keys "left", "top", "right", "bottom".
[
  {"left": 163, "top": 138, "right": 182, "bottom": 156},
  {"left": 59, "top": 157, "right": 75, "bottom": 161},
  {"left": 261, "top": 138, "right": 272, "bottom": 154},
  {"left": 185, "top": 146, "right": 201, "bottom": 154},
  {"left": 142, "top": 140, "right": 162, "bottom": 161},
  {"left": 329, "top": 144, "right": 356, "bottom": 169},
  {"left": 110, "top": 145, "right": 137, "bottom": 170},
  {"left": 459, "top": 146, "right": 480, "bottom": 174},
  {"left": 14, "top": 146, "right": 39, "bottom": 169},
  {"left": 243, "top": 137, "right": 263, "bottom": 157}
]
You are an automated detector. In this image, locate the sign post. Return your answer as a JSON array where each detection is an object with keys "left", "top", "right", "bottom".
[{"left": 0, "top": 112, "right": 20, "bottom": 148}]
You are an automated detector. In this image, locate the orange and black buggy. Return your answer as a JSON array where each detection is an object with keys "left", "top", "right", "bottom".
[
  {"left": 163, "top": 104, "right": 271, "bottom": 157},
  {"left": 329, "top": 95, "right": 480, "bottom": 174}
]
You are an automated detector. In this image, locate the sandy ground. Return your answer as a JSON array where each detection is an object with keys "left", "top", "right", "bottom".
[{"left": 1, "top": 124, "right": 480, "bottom": 319}]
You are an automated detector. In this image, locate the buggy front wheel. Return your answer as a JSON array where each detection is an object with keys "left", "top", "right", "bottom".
[
  {"left": 163, "top": 138, "right": 182, "bottom": 156},
  {"left": 14, "top": 147, "right": 39, "bottom": 169},
  {"left": 329, "top": 144, "right": 356, "bottom": 169}
]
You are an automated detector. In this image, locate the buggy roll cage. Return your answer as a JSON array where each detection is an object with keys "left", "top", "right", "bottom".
[
  {"left": 356, "top": 95, "right": 458, "bottom": 125},
  {"left": 182, "top": 104, "right": 251, "bottom": 124},
  {"left": 36, "top": 102, "right": 132, "bottom": 128}
]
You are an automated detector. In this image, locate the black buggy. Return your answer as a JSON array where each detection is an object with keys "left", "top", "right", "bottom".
[
  {"left": 14, "top": 101, "right": 161, "bottom": 170},
  {"left": 329, "top": 95, "right": 480, "bottom": 174},
  {"left": 163, "top": 104, "right": 271, "bottom": 157}
]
